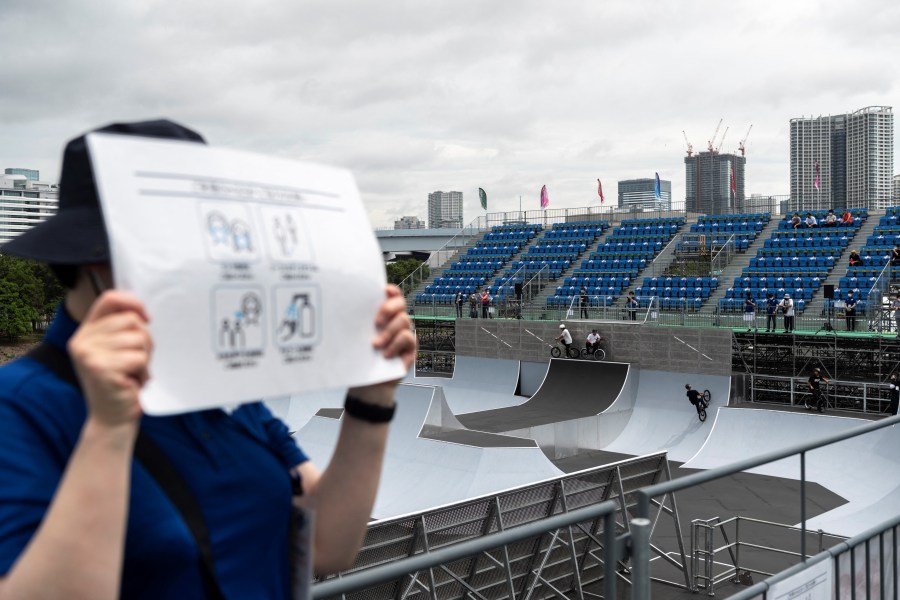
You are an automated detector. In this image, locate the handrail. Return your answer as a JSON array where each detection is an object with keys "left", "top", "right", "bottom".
[
  {"left": 397, "top": 217, "right": 485, "bottom": 297},
  {"left": 311, "top": 500, "right": 620, "bottom": 599},
  {"left": 636, "top": 414, "right": 900, "bottom": 577},
  {"left": 725, "top": 512, "right": 900, "bottom": 600}
]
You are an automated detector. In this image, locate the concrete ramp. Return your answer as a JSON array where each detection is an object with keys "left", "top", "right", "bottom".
[
  {"left": 600, "top": 370, "right": 731, "bottom": 462},
  {"left": 457, "top": 360, "right": 635, "bottom": 458},
  {"left": 266, "top": 388, "right": 346, "bottom": 432},
  {"left": 408, "top": 356, "right": 528, "bottom": 414},
  {"left": 683, "top": 408, "right": 900, "bottom": 537},
  {"left": 296, "top": 383, "right": 563, "bottom": 520}
]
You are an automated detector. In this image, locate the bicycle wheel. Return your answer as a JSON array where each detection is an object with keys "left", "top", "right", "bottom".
[
  {"left": 698, "top": 407, "right": 707, "bottom": 422},
  {"left": 550, "top": 346, "right": 561, "bottom": 358},
  {"left": 593, "top": 348, "right": 606, "bottom": 361},
  {"left": 816, "top": 392, "right": 826, "bottom": 413},
  {"left": 566, "top": 346, "right": 580, "bottom": 359},
  {"left": 702, "top": 390, "right": 711, "bottom": 405},
  {"left": 581, "top": 348, "right": 590, "bottom": 359}
]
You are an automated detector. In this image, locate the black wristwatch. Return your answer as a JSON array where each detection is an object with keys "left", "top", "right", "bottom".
[{"left": 344, "top": 395, "right": 396, "bottom": 423}]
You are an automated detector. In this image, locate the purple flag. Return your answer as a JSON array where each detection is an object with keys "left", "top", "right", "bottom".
[
  {"left": 814, "top": 161, "right": 820, "bottom": 191},
  {"left": 540, "top": 184, "right": 549, "bottom": 209}
]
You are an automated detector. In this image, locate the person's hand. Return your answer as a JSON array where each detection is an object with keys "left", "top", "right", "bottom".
[
  {"left": 348, "top": 285, "right": 416, "bottom": 407},
  {"left": 67, "top": 291, "right": 152, "bottom": 429}
]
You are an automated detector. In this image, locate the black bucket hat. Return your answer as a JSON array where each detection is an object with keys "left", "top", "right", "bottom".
[{"left": 2, "top": 119, "right": 205, "bottom": 264}]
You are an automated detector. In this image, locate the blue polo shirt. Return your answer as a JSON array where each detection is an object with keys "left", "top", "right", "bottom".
[{"left": 0, "top": 307, "right": 308, "bottom": 598}]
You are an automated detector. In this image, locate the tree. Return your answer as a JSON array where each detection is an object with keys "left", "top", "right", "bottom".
[
  {"left": 0, "top": 254, "right": 66, "bottom": 339},
  {"left": 386, "top": 259, "right": 428, "bottom": 287}
]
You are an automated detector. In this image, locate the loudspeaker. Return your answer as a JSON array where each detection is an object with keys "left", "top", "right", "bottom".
[
  {"left": 514, "top": 283, "right": 523, "bottom": 298},
  {"left": 824, "top": 284, "right": 835, "bottom": 299}
]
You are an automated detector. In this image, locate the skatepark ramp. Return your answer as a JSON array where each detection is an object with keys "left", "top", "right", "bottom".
[
  {"left": 683, "top": 408, "right": 900, "bottom": 537},
  {"left": 457, "top": 359, "right": 635, "bottom": 458},
  {"left": 407, "top": 356, "right": 530, "bottom": 414},
  {"left": 296, "top": 383, "right": 563, "bottom": 520},
  {"left": 315, "top": 452, "right": 690, "bottom": 599}
]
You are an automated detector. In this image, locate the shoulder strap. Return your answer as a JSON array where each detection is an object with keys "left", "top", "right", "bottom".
[{"left": 27, "top": 343, "right": 226, "bottom": 600}]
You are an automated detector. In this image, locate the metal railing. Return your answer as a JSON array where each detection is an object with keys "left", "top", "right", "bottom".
[
  {"left": 727, "top": 512, "right": 900, "bottom": 600},
  {"left": 749, "top": 374, "right": 894, "bottom": 415},
  {"left": 635, "top": 414, "right": 900, "bottom": 598},
  {"left": 311, "top": 500, "right": 621, "bottom": 599},
  {"left": 691, "top": 516, "right": 845, "bottom": 596}
]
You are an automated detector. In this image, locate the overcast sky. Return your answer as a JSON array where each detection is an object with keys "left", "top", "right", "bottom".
[{"left": 1, "top": 1, "right": 898, "bottom": 227}]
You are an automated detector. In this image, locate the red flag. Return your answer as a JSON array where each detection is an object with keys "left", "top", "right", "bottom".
[
  {"left": 730, "top": 165, "right": 736, "bottom": 195},
  {"left": 597, "top": 179, "right": 604, "bottom": 203}
]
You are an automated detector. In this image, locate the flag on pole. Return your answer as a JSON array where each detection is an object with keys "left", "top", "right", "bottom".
[
  {"left": 540, "top": 185, "right": 549, "bottom": 209},
  {"left": 597, "top": 179, "right": 604, "bottom": 203},
  {"left": 730, "top": 163, "right": 736, "bottom": 195},
  {"left": 814, "top": 161, "right": 820, "bottom": 191},
  {"left": 478, "top": 187, "right": 487, "bottom": 210},
  {"left": 654, "top": 173, "right": 661, "bottom": 200}
]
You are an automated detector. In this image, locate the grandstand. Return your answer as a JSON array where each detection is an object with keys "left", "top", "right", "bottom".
[{"left": 312, "top": 203, "right": 900, "bottom": 600}]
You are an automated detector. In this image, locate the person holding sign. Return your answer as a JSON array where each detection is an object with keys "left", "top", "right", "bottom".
[{"left": 0, "top": 120, "right": 416, "bottom": 599}]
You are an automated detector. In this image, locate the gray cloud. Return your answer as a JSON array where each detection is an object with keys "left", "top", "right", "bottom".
[{"left": 1, "top": 0, "right": 897, "bottom": 226}]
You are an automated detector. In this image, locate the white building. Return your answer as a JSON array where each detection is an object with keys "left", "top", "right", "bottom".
[
  {"left": 427, "top": 191, "right": 463, "bottom": 229},
  {"left": 0, "top": 171, "right": 59, "bottom": 246},
  {"left": 394, "top": 215, "right": 425, "bottom": 230},
  {"left": 790, "top": 106, "right": 894, "bottom": 209}
]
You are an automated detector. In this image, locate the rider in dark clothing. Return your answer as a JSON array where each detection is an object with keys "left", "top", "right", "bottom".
[
  {"left": 806, "top": 368, "right": 829, "bottom": 409},
  {"left": 685, "top": 384, "right": 702, "bottom": 406}
]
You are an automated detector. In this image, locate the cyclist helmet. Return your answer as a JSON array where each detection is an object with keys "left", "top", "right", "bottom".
[
  {"left": 559, "top": 324, "right": 566, "bottom": 329},
  {"left": 685, "top": 384, "right": 691, "bottom": 390}
]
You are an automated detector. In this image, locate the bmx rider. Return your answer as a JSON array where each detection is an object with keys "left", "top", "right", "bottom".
[
  {"left": 806, "top": 367, "right": 829, "bottom": 410},
  {"left": 585, "top": 328, "right": 603, "bottom": 354},
  {"left": 556, "top": 323, "right": 573, "bottom": 354}
]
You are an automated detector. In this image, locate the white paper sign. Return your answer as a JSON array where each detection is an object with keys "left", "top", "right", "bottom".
[
  {"left": 767, "top": 557, "right": 833, "bottom": 600},
  {"left": 87, "top": 133, "right": 405, "bottom": 414}
]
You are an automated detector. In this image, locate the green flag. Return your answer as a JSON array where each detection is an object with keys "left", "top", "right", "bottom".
[{"left": 478, "top": 187, "right": 487, "bottom": 210}]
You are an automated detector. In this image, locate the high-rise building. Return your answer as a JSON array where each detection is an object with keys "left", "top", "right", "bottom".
[
  {"left": 0, "top": 171, "right": 58, "bottom": 245},
  {"left": 684, "top": 152, "right": 746, "bottom": 214},
  {"left": 893, "top": 174, "right": 900, "bottom": 203},
  {"left": 4, "top": 168, "right": 39, "bottom": 182},
  {"left": 790, "top": 106, "right": 894, "bottom": 209},
  {"left": 427, "top": 191, "right": 463, "bottom": 229},
  {"left": 617, "top": 178, "right": 671, "bottom": 211},
  {"left": 393, "top": 215, "right": 425, "bottom": 230}
]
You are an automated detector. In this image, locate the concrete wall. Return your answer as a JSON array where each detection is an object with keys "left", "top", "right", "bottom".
[{"left": 455, "top": 319, "right": 733, "bottom": 376}]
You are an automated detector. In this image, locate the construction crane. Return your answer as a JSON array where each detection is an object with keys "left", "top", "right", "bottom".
[
  {"left": 715, "top": 126, "right": 729, "bottom": 154},
  {"left": 738, "top": 124, "right": 753, "bottom": 156},
  {"left": 708, "top": 118, "right": 723, "bottom": 153},
  {"left": 682, "top": 130, "right": 693, "bottom": 157}
]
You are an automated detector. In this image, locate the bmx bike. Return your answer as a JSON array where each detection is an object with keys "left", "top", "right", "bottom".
[
  {"left": 806, "top": 386, "right": 827, "bottom": 413},
  {"left": 550, "top": 343, "right": 580, "bottom": 359},
  {"left": 581, "top": 346, "right": 606, "bottom": 361},
  {"left": 695, "top": 389, "right": 712, "bottom": 422}
]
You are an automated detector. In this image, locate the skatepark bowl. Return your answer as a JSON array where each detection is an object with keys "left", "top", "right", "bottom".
[{"left": 281, "top": 356, "right": 900, "bottom": 600}]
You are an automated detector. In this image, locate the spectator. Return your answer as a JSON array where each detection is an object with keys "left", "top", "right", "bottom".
[
  {"left": 765, "top": 292, "right": 778, "bottom": 332},
  {"left": 844, "top": 291, "right": 858, "bottom": 331},
  {"left": 480, "top": 288, "right": 492, "bottom": 318},
  {"left": 0, "top": 120, "right": 417, "bottom": 598},
  {"left": 849, "top": 249, "right": 863, "bottom": 267},
  {"left": 579, "top": 285, "right": 589, "bottom": 319},
  {"left": 891, "top": 244, "right": 900, "bottom": 267},
  {"left": 823, "top": 209, "right": 837, "bottom": 227},
  {"left": 625, "top": 291, "right": 639, "bottom": 321},
  {"left": 840, "top": 210, "right": 853, "bottom": 226},
  {"left": 804, "top": 213, "right": 818, "bottom": 228},
  {"left": 469, "top": 292, "right": 478, "bottom": 318},
  {"left": 455, "top": 290, "right": 464, "bottom": 318},
  {"left": 779, "top": 293, "right": 795, "bottom": 332},
  {"left": 791, "top": 213, "right": 802, "bottom": 229},
  {"left": 743, "top": 291, "right": 757, "bottom": 331}
]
